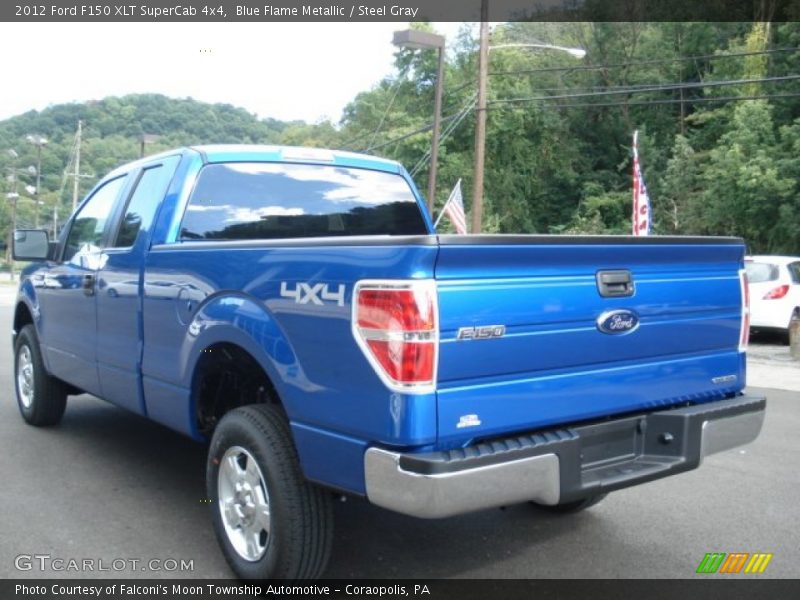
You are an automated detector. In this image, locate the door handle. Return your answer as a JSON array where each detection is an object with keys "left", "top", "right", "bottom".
[{"left": 82, "top": 274, "right": 96, "bottom": 296}]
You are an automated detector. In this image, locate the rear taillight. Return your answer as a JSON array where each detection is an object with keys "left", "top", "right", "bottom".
[
  {"left": 353, "top": 280, "right": 438, "bottom": 392},
  {"left": 739, "top": 269, "right": 750, "bottom": 352},
  {"left": 763, "top": 284, "right": 789, "bottom": 300}
]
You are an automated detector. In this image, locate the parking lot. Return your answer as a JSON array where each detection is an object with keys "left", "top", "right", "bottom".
[{"left": 0, "top": 283, "right": 797, "bottom": 579}]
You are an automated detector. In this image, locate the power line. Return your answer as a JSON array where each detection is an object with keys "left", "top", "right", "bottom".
[
  {"left": 409, "top": 93, "right": 477, "bottom": 176},
  {"left": 489, "top": 74, "right": 800, "bottom": 105},
  {"left": 490, "top": 47, "right": 798, "bottom": 78},
  {"left": 438, "top": 76, "right": 756, "bottom": 101},
  {"left": 342, "top": 74, "right": 474, "bottom": 151},
  {"left": 354, "top": 112, "right": 459, "bottom": 153},
  {"left": 364, "top": 67, "right": 409, "bottom": 152},
  {"left": 485, "top": 77, "right": 754, "bottom": 96},
  {"left": 339, "top": 128, "right": 379, "bottom": 150},
  {"left": 352, "top": 73, "right": 800, "bottom": 155},
  {"left": 417, "top": 48, "right": 799, "bottom": 104},
  {"left": 346, "top": 47, "right": 798, "bottom": 152},
  {"left": 527, "top": 92, "right": 800, "bottom": 111}
]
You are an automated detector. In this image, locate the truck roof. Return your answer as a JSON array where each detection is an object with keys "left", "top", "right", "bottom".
[{"left": 104, "top": 144, "right": 403, "bottom": 179}]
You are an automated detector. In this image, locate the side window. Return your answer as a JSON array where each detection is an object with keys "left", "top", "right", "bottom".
[
  {"left": 113, "top": 166, "right": 166, "bottom": 248},
  {"left": 64, "top": 176, "right": 127, "bottom": 262},
  {"left": 744, "top": 262, "right": 778, "bottom": 284},
  {"left": 788, "top": 262, "right": 800, "bottom": 284}
]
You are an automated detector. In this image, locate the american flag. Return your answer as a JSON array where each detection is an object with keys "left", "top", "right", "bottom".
[
  {"left": 632, "top": 130, "right": 652, "bottom": 236},
  {"left": 435, "top": 179, "right": 468, "bottom": 234}
]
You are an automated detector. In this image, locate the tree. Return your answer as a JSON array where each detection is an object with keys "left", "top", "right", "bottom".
[
  {"left": 657, "top": 134, "right": 700, "bottom": 233},
  {"left": 699, "top": 100, "right": 794, "bottom": 252}
]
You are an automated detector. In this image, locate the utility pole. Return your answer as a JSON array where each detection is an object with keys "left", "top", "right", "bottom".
[
  {"left": 140, "top": 133, "right": 161, "bottom": 158},
  {"left": 34, "top": 144, "right": 42, "bottom": 228},
  {"left": 470, "top": 1, "right": 489, "bottom": 234},
  {"left": 392, "top": 29, "right": 446, "bottom": 215},
  {"left": 8, "top": 192, "right": 19, "bottom": 282},
  {"left": 72, "top": 120, "right": 81, "bottom": 211},
  {"left": 428, "top": 44, "right": 445, "bottom": 214},
  {"left": 6, "top": 174, "right": 20, "bottom": 282},
  {"left": 26, "top": 134, "right": 47, "bottom": 228}
]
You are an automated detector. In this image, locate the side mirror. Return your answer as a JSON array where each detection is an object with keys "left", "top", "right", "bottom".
[{"left": 13, "top": 229, "right": 50, "bottom": 261}]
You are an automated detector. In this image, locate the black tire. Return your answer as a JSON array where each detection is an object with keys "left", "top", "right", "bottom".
[
  {"left": 786, "top": 309, "right": 800, "bottom": 345},
  {"left": 531, "top": 493, "right": 608, "bottom": 514},
  {"left": 207, "top": 404, "right": 333, "bottom": 580},
  {"left": 14, "top": 324, "right": 67, "bottom": 427}
]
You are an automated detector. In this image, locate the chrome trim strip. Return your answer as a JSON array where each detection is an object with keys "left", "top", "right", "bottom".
[
  {"left": 364, "top": 447, "right": 560, "bottom": 519},
  {"left": 358, "top": 328, "right": 437, "bottom": 343}
]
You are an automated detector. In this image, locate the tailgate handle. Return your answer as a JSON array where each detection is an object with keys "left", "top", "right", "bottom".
[{"left": 596, "top": 270, "right": 634, "bottom": 297}]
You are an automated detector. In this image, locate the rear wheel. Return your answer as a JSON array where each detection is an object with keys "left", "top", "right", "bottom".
[
  {"left": 207, "top": 404, "right": 333, "bottom": 579},
  {"left": 14, "top": 324, "right": 68, "bottom": 426},
  {"left": 531, "top": 493, "right": 607, "bottom": 514}
]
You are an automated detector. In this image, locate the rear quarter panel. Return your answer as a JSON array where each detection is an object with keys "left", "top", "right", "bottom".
[{"left": 142, "top": 243, "right": 439, "bottom": 431}]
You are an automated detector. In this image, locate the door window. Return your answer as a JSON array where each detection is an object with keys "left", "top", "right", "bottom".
[
  {"left": 64, "top": 176, "right": 127, "bottom": 263},
  {"left": 113, "top": 166, "right": 166, "bottom": 248}
]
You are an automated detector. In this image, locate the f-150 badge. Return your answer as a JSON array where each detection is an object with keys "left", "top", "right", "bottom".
[
  {"left": 280, "top": 282, "right": 345, "bottom": 307},
  {"left": 457, "top": 325, "right": 506, "bottom": 340}
]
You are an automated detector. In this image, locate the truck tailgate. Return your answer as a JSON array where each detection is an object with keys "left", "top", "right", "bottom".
[{"left": 434, "top": 235, "right": 746, "bottom": 444}]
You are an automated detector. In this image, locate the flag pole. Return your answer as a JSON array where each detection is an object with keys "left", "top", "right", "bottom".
[
  {"left": 632, "top": 130, "right": 638, "bottom": 235},
  {"left": 434, "top": 178, "right": 461, "bottom": 228},
  {"left": 631, "top": 129, "right": 652, "bottom": 236},
  {"left": 433, "top": 200, "right": 449, "bottom": 228}
]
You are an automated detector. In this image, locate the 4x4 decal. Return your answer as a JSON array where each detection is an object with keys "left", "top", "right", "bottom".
[{"left": 280, "top": 282, "right": 345, "bottom": 307}]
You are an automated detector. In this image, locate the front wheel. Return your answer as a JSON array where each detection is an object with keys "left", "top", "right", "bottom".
[
  {"left": 14, "top": 324, "right": 67, "bottom": 426},
  {"left": 531, "top": 493, "right": 608, "bottom": 514},
  {"left": 207, "top": 404, "right": 333, "bottom": 580}
]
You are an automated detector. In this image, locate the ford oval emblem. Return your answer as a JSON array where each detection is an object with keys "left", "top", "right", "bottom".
[{"left": 597, "top": 309, "right": 640, "bottom": 335}]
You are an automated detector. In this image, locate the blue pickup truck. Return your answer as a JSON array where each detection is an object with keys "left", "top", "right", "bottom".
[{"left": 12, "top": 145, "right": 765, "bottom": 579}]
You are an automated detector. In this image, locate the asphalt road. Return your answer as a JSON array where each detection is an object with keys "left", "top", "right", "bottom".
[{"left": 0, "top": 285, "right": 797, "bottom": 579}]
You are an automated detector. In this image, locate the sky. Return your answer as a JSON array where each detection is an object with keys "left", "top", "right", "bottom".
[{"left": 0, "top": 22, "right": 471, "bottom": 124}]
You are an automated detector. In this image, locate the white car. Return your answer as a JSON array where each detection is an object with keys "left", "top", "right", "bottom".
[{"left": 745, "top": 255, "right": 800, "bottom": 339}]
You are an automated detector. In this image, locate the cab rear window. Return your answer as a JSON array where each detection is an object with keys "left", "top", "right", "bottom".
[{"left": 179, "top": 162, "right": 427, "bottom": 240}]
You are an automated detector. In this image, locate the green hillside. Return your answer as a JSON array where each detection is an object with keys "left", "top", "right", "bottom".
[{"left": 0, "top": 94, "right": 298, "bottom": 231}]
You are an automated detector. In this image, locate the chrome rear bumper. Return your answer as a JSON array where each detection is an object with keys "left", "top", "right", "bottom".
[{"left": 365, "top": 394, "right": 765, "bottom": 519}]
